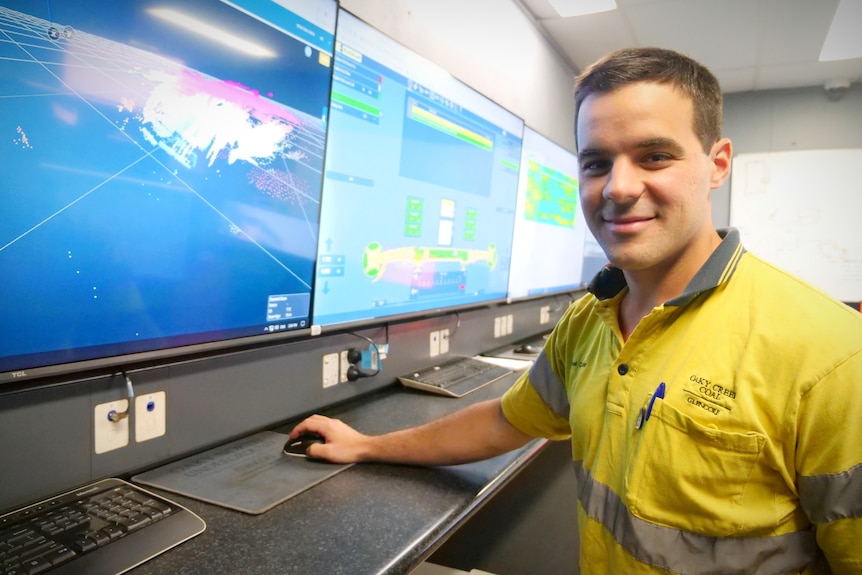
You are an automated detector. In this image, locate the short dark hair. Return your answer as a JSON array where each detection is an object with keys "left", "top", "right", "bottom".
[{"left": 573, "top": 47, "right": 723, "bottom": 153}]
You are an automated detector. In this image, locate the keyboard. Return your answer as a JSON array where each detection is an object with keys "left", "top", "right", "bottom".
[
  {"left": 398, "top": 356, "right": 513, "bottom": 397},
  {"left": 0, "top": 478, "right": 205, "bottom": 575}
]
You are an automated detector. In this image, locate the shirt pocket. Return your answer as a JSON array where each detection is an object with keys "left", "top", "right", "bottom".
[{"left": 626, "top": 400, "right": 766, "bottom": 536}]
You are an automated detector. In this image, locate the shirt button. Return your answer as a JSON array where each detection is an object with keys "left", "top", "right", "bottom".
[{"left": 617, "top": 364, "right": 629, "bottom": 375}]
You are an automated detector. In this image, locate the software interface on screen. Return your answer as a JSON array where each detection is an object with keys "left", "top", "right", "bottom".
[
  {"left": 506, "top": 126, "right": 587, "bottom": 301},
  {"left": 0, "top": 0, "right": 337, "bottom": 381},
  {"left": 312, "top": 10, "right": 524, "bottom": 327}
]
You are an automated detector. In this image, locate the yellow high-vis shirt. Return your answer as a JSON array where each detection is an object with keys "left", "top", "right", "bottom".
[{"left": 502, "top": 228, "right": 862, "bottom": 574}]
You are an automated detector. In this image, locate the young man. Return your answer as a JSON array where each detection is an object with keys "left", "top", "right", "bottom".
[{"left": 291, "top": 47, "right": 862, "bottom": 573}]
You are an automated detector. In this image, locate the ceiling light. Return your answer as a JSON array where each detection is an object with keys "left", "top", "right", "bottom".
[
  {"left": 547, "top": 0, "right": 617, "bottom": 17},
  {"left": 148, "top": 8, "right": 276, "bottom": 58},
  {"left": 819, "top": 0, "right": 862, "bottom": 61}
]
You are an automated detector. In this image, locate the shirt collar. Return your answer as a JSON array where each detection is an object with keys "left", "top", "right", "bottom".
[{"left": 587, "top": 228, "right": 745, "bottom": 305}]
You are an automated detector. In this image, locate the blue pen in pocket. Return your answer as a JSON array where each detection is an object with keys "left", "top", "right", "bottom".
[{"left": 635, "top": 381, "right": 666, "bottom": 430}]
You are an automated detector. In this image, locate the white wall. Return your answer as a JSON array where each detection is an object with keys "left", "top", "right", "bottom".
[
  {"left": 712, "top": 83, "right": 862, "bottom": 227},
  {"left": 338, "top": 0, "right": 578, "bottom": 152}
]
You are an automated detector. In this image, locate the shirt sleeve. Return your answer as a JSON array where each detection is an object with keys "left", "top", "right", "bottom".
[
  {"left": 501, "top": 369, "right": 572, "bottom": 440},
  {"left": 795, "top": 349, "right": 862, "bottom": 573}
]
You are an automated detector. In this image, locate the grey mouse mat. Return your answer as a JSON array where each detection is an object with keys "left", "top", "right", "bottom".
[{"left": 132, "top": 431, "right": 352, "bottom": 515}]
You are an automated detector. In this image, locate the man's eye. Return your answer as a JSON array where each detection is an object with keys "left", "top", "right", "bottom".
[
  {"left": 580, "top": 159, "right": 610, "bottom": 173},
  {"left": 643, "top": 153, "right": 672, "bottom": 164}
]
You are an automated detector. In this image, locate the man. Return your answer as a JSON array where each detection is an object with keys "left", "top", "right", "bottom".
[{"left": 291, "top": 47, "right": 862, "bottom": 573}]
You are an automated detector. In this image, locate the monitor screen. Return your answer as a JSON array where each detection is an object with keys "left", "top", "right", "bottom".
[
  {"left": 0, "top": 0, "right": 337, "bottom": 384},
  {"left": 312, "top": 10, "right": 523, "bottom": 329},
  {"left": 506, "top": 126, "right": 587, "bottom": 301}
]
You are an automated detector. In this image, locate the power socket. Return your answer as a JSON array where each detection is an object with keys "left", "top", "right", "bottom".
[
  {"left": 429, "top": 330, "right": 440, "bottom": 357},
  {"left": 339, "top": 350, "right": 350, "bottom": 383},
  {"left": 94, "top": 399, "right": 129, "bottom": 454},
  {"left": 135, "top": 391, "right": 166, "bottom": 443},
  {"left": 439, "top": 328, "right": 450, "bottom": 354},
  {"left": 540, "top": 305, "right": 551, "bottom": 324},
  {"left": 322, "top": 352, "right": 339, "bottom": 388}
]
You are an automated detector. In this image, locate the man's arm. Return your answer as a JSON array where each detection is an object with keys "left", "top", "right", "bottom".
[{"left": 289, "top": 398, "right": 534, "bottom": 466}]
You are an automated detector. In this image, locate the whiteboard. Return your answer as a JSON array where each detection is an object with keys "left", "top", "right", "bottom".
[{"left": 729, "top": 149, "right": 862, "bottom": 302}]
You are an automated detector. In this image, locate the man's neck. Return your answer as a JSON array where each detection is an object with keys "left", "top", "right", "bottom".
[{"left": 617, "top": 232, "right": 722, "bottom": 340}]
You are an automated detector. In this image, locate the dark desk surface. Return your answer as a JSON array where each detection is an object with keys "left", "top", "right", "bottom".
[{"left": 129, "top": 370, "right": 547, "bottom": 575}]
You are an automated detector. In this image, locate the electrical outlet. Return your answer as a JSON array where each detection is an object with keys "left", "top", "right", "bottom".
[
  {"left": 339, "top": 350, "right": 350, "bottom": 383},
  {"left": 94, "top": 399, "right": 129, "bottom": 454},
  {"left": 506, "top": 314, "right": 514, "bottom": 335},
  {"left": 322, "top": 352, "right": 339, "bottom": 388},
  {"left": 135, "top": 391, "right": 166, "bottom": 443},
  {"left": 439, "top": 328, "right": 450, "bottom": 354},
  {"left": 429, "top": 330, "right": 440, "bottom": 357},
  {"left": 494, "top": 316, "right": 502, "bottom": 338},
  {"left": 540, "top": 305, "right": 551, "bottom": 325}
]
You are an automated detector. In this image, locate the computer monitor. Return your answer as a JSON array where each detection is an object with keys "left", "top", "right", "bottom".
[
  {"left": 0, "top": 0, "right": 337, "bottom": 385},
  {"left": 312, "top": 9, "right": 524, "bottom": 329},
  {"left": 506, "top": 127, "right": 588, "bottom": 301}
]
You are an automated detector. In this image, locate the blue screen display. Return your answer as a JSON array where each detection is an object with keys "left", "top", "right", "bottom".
[
  {"left": 0, "top": 0, "right": 337, "bottom": 382},
  {"left": 312, "top": 10, "right": 523, "bottom": 328}
]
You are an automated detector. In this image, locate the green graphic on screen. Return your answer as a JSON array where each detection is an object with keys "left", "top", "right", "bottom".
[{"left": 524, "top": 160, "right": 579, "bottom": 228}]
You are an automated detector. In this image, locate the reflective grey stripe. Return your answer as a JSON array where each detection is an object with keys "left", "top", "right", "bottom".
[
  {"left": 527, "top": 352, "right": 569, "bottom": 418},
  {"left": 572, "top": 461, "right": 823, "bottom": 574},
  {"left": 799, "top": 462, "right": 862, "bottom": 523}
]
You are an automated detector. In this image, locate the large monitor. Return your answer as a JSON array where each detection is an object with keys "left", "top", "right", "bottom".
[
  {"left": 0, "top": 0, "right": 337, "bottom": 385},
  {"left": 506, "top": 127, "right": 588, "bottom": 301},
  {"left": 312, "top": 10, "right": 524, "bottom": 329}
]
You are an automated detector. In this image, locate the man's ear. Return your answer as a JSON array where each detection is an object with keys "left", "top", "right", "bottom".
[{"left": 709, "top": 137, "right": 733, "bottom": 189}]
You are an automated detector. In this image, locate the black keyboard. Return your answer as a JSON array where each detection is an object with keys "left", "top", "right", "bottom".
[
  {"left": 398, "top": 356, "right": 513, "bottom": 397},
  {"left": 0, "top": 478, "right": 205, "bottom": 575}
]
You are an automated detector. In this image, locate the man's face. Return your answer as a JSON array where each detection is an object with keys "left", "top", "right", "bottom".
[{"left": 576, "top": 82, "right": 730, "bottom": 277}]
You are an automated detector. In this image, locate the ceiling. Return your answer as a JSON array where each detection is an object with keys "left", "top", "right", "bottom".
[{"left": 517, "top": 0, "right": 862, "bottom": 93}]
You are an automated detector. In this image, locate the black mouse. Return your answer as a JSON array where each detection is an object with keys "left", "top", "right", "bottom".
[
  {"left": 283, "top": 432, "right": 325, "bottom": 458},
  {"left": 513, "top": 344, "right": 539, "bottom": 355}
]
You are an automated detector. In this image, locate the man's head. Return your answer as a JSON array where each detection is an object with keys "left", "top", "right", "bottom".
[
  {"left": 573, "top": 47, "right": 732, "bottom": 287},
  {"left": 574, "top": 47, "right": 723, "bottom": 154}
]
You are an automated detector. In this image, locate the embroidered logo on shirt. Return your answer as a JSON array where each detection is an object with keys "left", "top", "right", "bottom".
[
  {"left": 684, "top": 374, "right": 735, "bottom": 416},
  {"left": 572, "top": 360, "right": 587, "bottom": 368}
]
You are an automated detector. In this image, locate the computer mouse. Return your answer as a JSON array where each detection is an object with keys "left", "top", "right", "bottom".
[
  {"left": 513, "top": 344, "right": 539, "bottom": 355},
  {"left": 283, "top": 432, "right": 326, "bottom": 458}
]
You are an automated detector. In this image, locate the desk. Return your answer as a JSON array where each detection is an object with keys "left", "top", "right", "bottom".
[{"left": 128, "top": 373, "right": 549, "bottom": 575}]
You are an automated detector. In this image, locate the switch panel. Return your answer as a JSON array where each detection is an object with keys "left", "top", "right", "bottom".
[
  {"left": 339, "top": 350, "right": 350, "bottom": 383},
  {"left": 429, "top": 330, "right": 440, "bottom": 357},
  {"left": 94, "top": 399, "right": 129, "bottom": 454},
  {"left": 322, "top": 352, "right": 339, "bottom": 388},
  {"left": 135, "top": 391, "right": 166, "bottom": 443},
  {"left": 540, "top": 305, "right": 551, "bottom": 325},
  {"left": 439, "top": 328, "right": 450, "bottom": 354}
]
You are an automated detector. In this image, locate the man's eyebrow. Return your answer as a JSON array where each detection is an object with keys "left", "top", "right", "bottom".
[
  {"left": 636, "top": 138, "right": 684, "bottom": 152},
  {"left": 578, "top": 138, "right": 684, "bottom": 159},
  {"left": 576, "top": 148, "right": 605, "bottom": 160}
]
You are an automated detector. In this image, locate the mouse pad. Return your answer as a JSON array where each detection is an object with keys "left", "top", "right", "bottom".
[{"left": 132, "top": 431, "right": 352, "bottom": 515}]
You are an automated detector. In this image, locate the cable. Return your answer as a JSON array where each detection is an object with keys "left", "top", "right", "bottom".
[
  {"left": 107, "top": 372, "right": 135, "bottom": 422},
  {"left": 449, "top": 312, "right": 461, "bottom": 337}
]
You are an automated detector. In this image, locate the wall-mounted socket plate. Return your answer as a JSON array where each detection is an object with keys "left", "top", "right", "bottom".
[
  {"left": 322, "top": 352, "right": 339, "bottom": 388},
  {"left": 439, "top": 328, "right": 450, "bottom": 354},
  {"left": 429, "top": 330, "right": 440, "bottom": 357},
  {"left": 339, "top": 350, "right": 350, "bottom": 383},
  {"left": 540, "top": 305, "right": 551, "bottom": 325},
  {"left": 94, "top": 399, "right": 129, "bottom": 454},
  {"left": 135, "top": 391, "right": 166, "bottom": 443}
]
